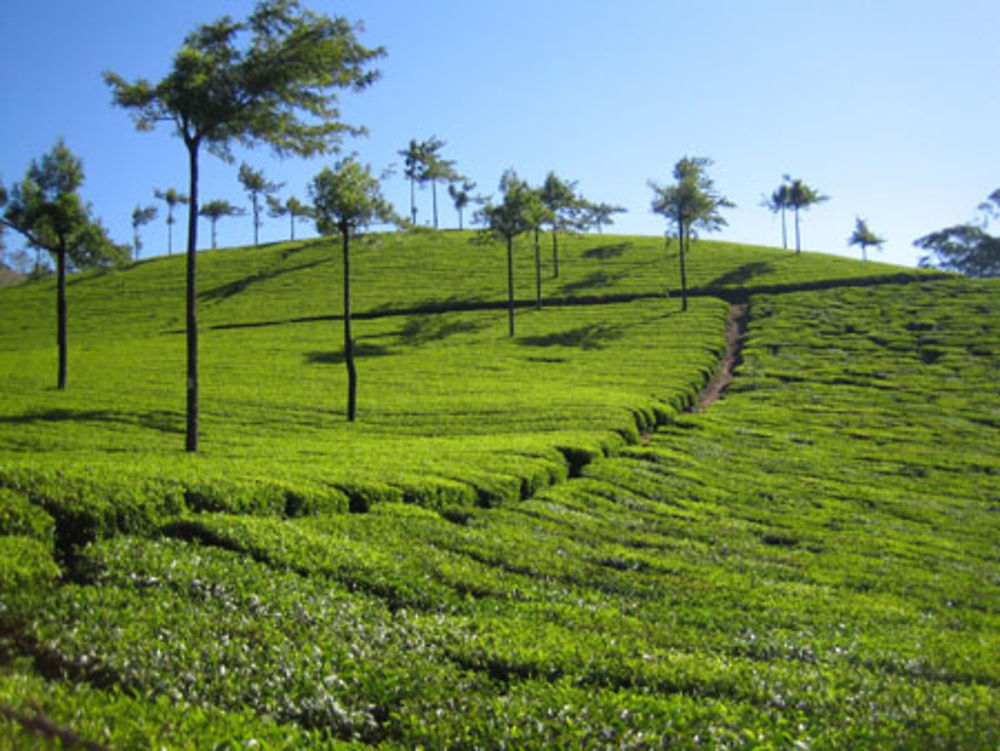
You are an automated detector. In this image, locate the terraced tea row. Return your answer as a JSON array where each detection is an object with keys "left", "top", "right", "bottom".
[{"left": 3, "top": 274, "right": 998, "bottom": 748}]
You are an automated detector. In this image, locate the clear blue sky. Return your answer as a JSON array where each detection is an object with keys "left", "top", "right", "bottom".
[{"left": 2, "top": 1, "right": 998, "bottom": 267}]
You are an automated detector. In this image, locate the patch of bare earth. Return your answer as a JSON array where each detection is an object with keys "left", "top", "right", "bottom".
[{"left": 693, "top": 302, "right": 748, "bottom": 411}]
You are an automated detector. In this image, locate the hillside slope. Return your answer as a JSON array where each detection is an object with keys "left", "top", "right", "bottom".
[{"left": 3, "top": 232, "right": 997, "bottom": 748}]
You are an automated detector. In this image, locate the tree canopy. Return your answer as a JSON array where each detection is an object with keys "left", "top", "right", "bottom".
[
  {"left": 477, "top": 169, "right": 541, "bottom": 337},
  {"left": 0, "top": 139, "right": 126, "bottom": 389},
  {"left": 310, "top": 156, "right": 395, "bottom": 422},
  {"left": 650, "top": 157, "right": 732, "bottom": 311},
  {"left": 199, "top": 199, "right": 246, "bottom": 249},
  {"left": 153, "top": 187, "right": 187, "bottom": 255},
  {"left": 847, "top": 217, "right": 885, "bottom": 262},
  {"left": 105, "top": 0, "right": 384, "bottom": 452},
  {"left": 238, "top": 163, "right": 283, "bottom": 245},
  {"left": 761, "top": 180, "right": 792, "bottom": 250},
  {"left": 131, "top": 204, "right": 158, "bottom": 259},
  {"left": 784, "top": 176, "right": 828, "bottom": 253},
  {"left": 916, "top": 190, "right": 1000, "bottom": 276},
  {"left": 266, "top": 195, "right": 314, "bottom": 241}
]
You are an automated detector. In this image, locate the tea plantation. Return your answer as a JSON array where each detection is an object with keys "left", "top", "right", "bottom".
[{"left": 1, "top": 230, "right": 997, "bottom": 749}]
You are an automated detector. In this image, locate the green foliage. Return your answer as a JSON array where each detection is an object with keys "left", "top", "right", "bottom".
[
  {"left": 0, "top": 488, "right": 54, "bottom": 545},
  {"left": 650, "top": 156, "right": 734, "bottom": 310},
  {"left": 2, "top": 225, "right": 993, "bottom": 747},
  {"left": 311, "top": 158, "right": 396, "bottom": 236},
  {"left": 848, "top": 216, "right": 885, "bottom": 260},
  {"left": 915, "top": 190, "right": 1000, "bottom": 276},
  {"left": 0, "top": 536, "right": 60, "bottom": 591},
  {"left": 238, "top": 163, "right": 283, "bottom": 245},
  {"left": 783, "top": 175, "right": 829, "bottom": 253},
  {"left": 0, "top": 140, "right": 126, "bottom": 270}
]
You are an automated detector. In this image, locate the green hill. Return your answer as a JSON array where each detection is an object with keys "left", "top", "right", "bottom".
[{"left": 2, "top": 230, "right": 998, "bottom": 748}]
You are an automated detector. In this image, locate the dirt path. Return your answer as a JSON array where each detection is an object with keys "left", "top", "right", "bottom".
[{"left": 693, "top": 302, "right": 749, "bottom": 412}]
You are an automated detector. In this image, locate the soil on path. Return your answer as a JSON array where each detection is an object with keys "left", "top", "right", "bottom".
[{"left": 693, "top": 302, "right": 749, "bottom": 411}]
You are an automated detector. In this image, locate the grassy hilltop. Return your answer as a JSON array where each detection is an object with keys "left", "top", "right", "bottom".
[{"left": 2, "top": 230, "right": 999, "bottom": 748}]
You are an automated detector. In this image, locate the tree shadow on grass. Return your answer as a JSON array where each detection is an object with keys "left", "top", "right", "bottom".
[
  {"left": 560, "top": 271, "right": 622, "bottom": 294},
  {"left": 305, "top": 343, "right": 394, "bottom": 365},
  {"left": 0, "top": 408, "right": 184, "bottom": 434},
  {"left": 706, "top": 261, "right": 773, "bottom": 288},
  {"left": 199, "top": 257, "right": 331, "bottom": 303},
  {"left": 583, "top": 242, "right": 632, "bottom": 260},
  {"left": 518, "top": 324, "right": 624, "bottom": 350},
  {"left": 395, "top": 314, "right": 488, "bottom": 346}
]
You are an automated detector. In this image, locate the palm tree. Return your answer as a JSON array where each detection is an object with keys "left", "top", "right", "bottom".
[
  {"left": 447, "top": 180, "right": 480, "bottom": 230},
  {"left": 761, "top": 181, "right": 792, "bottom": 250},
  {"left": 199, "top": 199, "right": 246, "bottom": 249},
  {"left": 154, "top": 187, "right": 187, "bottom": 254},
  {"left": 785, "top": 176, "right": 828, "bottom": 254},
  {"left": 848, "top": 217, "right": 885, "bottom": 262},
  {"left": 399, "top": 139, "right": 425, "bottom": 225}
]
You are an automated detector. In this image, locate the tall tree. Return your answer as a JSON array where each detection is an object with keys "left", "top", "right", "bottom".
[
  {"left": 476, "top": 169, "right": 536, "bottom": 337},
  {"left": 154, "top": 187, "right": 187, "bottom": 255},
  {"left": 447, "top": 179, "right": 480, "bottom": 230},
  {"left": 399, "top": 139, "right": 425, "bottom": 225},
  {"left": 915, "top": 190, "right": 1000, "bottom": 276},
  {"left": 761, "top": 180, "right": 792, "bottom": 250},
  {"left": 310, "top": 157, "right": 395, "bottom": 422},
  {"left": 199, "top": 199, "right": 246, "bottom": 249},
  {"left": 105, "top": 0, "right": 383, "bottom": 452},
  {"left": 131, "top": 204, "right": 158, "bottom": 260},
  {"left": 238, "top": 163, "right": 283, "bottom": 245},
  {"left": 0, "top": 140, "right": 127, "bottom": 389},
  {"left": 539, "top": 172, "right": 580, "bottom": 279},
  {"left": 525, "top": 186, "right": 549, "bottom": 310},
  {"left": 785, "top": 176, "right": 828, "bottom": 254},
  {"left": 650, "top": 156, "right": 733, "bottom": 312},
  {"left": 266, "top": 195, "right": 314, "bottom": 241},
  {"left": 420, "top": 136, "right": 459, "bottom": 229},
  {"left": 847, "top": 217, "right": 885, "bottom": 262}
]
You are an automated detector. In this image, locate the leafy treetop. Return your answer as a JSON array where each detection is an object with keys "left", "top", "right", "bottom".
[{"left": 104, "top": 0, "right": 385, "bottom": 160}]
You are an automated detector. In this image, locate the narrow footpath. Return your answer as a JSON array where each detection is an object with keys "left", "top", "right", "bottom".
[{"left": 692, "top": 302, "right": 749, "bottom": 412}]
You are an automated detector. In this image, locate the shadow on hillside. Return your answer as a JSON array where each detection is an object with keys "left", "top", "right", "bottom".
[
  {"left": 200, "top": 257, "right": 331, "bottom": 303},
  {"left": 305, "top": 344, "right": 393, "bottom": 365},
  {"left": 560, "top": 271, "right": 621, "bottom": 294},
  {"left": 583, "top": 242, "right": 632, "bottom": 260},
  {"left": 0, "top": 408, "right": 183, "bottom": 434},
  {"left": 706, "top": 262, "right": 773, "bottom": 288},
  {"left": 518, "top": 324, "right": 624, "bottom": 350},
  {"left": 395, "top": 315, "right": 487, "bottom": 346}
]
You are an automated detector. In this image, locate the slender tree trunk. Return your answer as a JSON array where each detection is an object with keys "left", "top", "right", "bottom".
[
  {"left": 409, "top": 177, "right": 417, "bottom": 224},
  {"left": 342, "top": 228, "right": 357, "bottom": 422},
  {"left": 290, "top": 213, "right": 295, "bottom": 241},
  {"left": 56, "top": 246, "right": 67, "bottom": 390},
  {"left": 432, "top": 180, "right": 438, "bottom": 229},
  {"left": 253, "top": 194, "right": 260, "bottom": 245},
  {"left": 506, "top": 235, "right": 515, "bottom": 338},
  {"left": 780, "top": 206, "right": 787, "bottom": 250},
  {"left": 167, "top": 213, "right": 173, "bottom": 255},
  {"left": 185, "top": 141, "right": 200, "bottom": 453},
  {"left": 534, "top": 228, "right": 542, "bottom": 310},
  {"left": 678, "top": 222, "right": 689, "bottom": 312},
  {"left": 794, "top": 207, "right": 801, "bottom": 254},
  {"left": 133, "top": 229, "right": 140, "bottom": 261},
  {"left": 458, "top": 207, "right": 463, "bottom": 231},
  {"left": 552, "top": 230, "right": 560, "bottom": 279}
]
